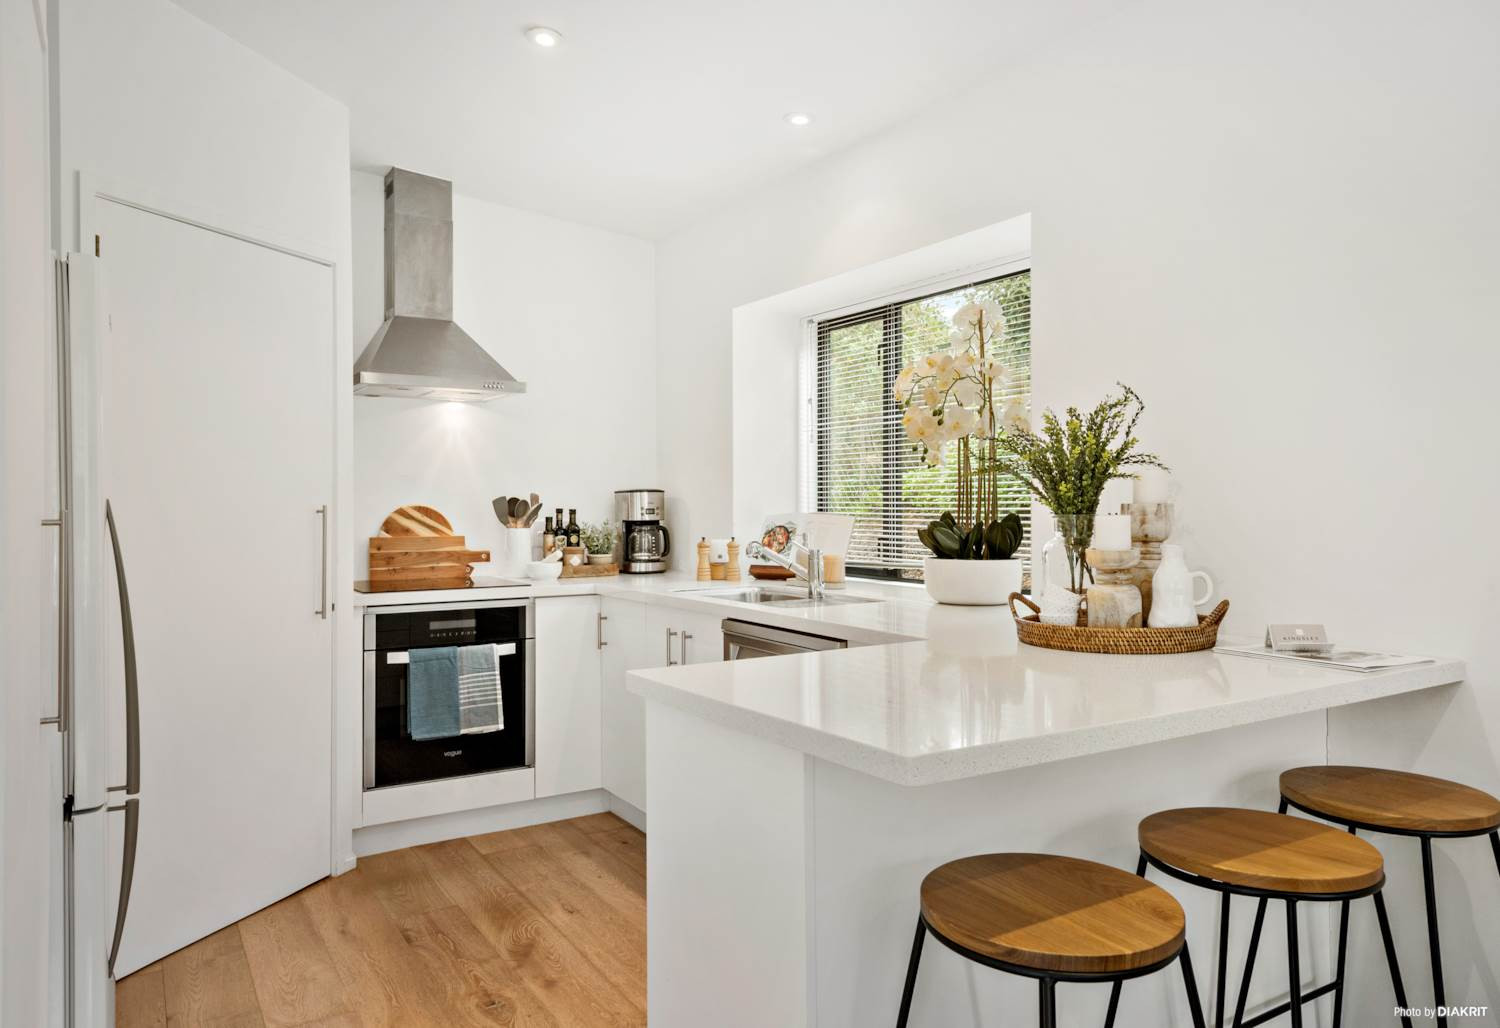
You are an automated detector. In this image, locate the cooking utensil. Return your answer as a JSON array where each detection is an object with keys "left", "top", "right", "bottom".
[
  {"left": 491, "top": 496, "right": 511, "bottom": 525},
  {"left": 523, "top": 500, "right": 542, "bottom": 527},
  {"left": 509, "top": 497, "right": 528, "bottom": 525}
]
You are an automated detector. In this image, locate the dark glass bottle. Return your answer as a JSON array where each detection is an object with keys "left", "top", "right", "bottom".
[{"left": 566, "top": 509, "right": 581, "bottom": 548}]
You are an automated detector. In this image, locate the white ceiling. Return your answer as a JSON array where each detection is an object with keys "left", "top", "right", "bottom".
[{"left": 175, "top": 0, "right": 1117, "bottom": 238}]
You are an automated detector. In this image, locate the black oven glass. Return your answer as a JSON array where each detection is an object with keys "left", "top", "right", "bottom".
[{"left": 368, "top": 606, "right": 529, "bottom": 789}]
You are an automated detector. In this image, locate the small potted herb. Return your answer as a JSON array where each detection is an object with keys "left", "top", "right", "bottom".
[{"left": 581, "top": 522, "right": 616, "bottom": 565}]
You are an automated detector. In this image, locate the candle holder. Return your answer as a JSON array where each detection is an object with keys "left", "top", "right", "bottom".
[
  {"left": 1122, "top": 501, "right": 1174, "bottom": 621},
  {"left": 1084, "top": 547, "right": 1143, "bottom": 628}
]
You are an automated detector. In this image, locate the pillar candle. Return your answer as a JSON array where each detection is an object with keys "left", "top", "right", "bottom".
[
  {"left": 1132, "top": 466, "right": 1170, "bottom": 505},
  {"left": 1092, "top": 513, "right": 1132, "bottom": 551}
]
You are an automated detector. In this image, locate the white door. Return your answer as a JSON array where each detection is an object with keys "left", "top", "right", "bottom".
[
  {"left": 600, "top": 598, "right": 650, "bottom": 811},
  {"left": 96, "top": 200, "right": 334, "bottom": 976},
  {"left": 534, "top": 596, "right": 603, "bottom": 797}
]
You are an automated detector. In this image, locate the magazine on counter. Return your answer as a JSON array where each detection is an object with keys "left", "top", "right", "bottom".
[{"left": 1213, "top": 643, "right": 1433, "bottom": 673}]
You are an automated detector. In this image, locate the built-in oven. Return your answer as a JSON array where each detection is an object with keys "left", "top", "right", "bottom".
[{"left": 363, "top": 599, "right": 535, "bottom": 791}]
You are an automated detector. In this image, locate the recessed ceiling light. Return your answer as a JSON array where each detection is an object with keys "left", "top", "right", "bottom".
[
  {"left": 784, "top": 112, "right": 813, "bottom": 127},
  {"left": 526, "top": 26, "right": 562, "bottom": 48}
]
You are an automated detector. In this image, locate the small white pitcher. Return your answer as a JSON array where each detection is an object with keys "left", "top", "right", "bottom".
[{"left": 1148, "top": 544, "right": 1214, "bottom": 628}]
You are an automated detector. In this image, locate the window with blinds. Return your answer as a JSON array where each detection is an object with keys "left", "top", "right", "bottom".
[{"left": 810, "top": 269, "right": 1031, "bottom": 580}]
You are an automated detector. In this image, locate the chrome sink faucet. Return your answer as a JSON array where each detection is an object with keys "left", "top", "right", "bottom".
[{"left": 746, "top": 536, "right": 824, "bottom": 600}]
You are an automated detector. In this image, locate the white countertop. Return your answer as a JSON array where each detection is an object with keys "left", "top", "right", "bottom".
[{"left": 351, "top": 573, "right": 1465, "bottom": 787}]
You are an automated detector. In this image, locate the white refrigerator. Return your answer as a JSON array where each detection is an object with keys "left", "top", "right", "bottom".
[{"left": 53, "top": 250, "right": 138, "bottom": 1028}]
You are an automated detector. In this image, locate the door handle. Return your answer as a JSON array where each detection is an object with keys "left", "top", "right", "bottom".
[
  {"left": 104, "top": 502, "right": 140, "bottom": 796},
  {"left": 598, "top": 612, "right": 608, "bottom": 649},
  {"left": 106, "top": 796, "right": 139, "bottom": 976},
  {"left": 315, "top": 505, "right": 329, "bottom": 619},
  {"left": 680, "top": 630, "right": 692, "bottom": 666},
  {"left": 41, "top": 516, "right": 65, "bottom": 729},
  {"left": 665, "top": 627, "right": 678, "bottom": 666}
]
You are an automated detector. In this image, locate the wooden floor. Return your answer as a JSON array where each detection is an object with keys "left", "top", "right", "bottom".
[{"left": 115, "top": 813, "right": 646, "bottom": 1027}]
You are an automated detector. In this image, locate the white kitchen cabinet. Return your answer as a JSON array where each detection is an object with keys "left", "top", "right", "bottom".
[
  {"left": 534, "top": 595, "right": 603, "bottom": 798},
  {"left": 679, "top": 608, "right": 726, "bottom": 664},
  {"left": 600, "top": 597, "right": 651, "bottom": 811},
  {"left": 645, "top": 604, "right": 727, "bottom": 667}
]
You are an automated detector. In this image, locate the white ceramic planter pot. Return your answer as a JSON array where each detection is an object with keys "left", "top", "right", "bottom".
[{"left": 923, "top": 557, "right": 1023, "bottom": 606}]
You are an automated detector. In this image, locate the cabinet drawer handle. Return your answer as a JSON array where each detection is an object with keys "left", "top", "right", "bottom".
[
  {"left": 665, "top": 627, "right": 678, "bottom": 666},
  {"left": 598, "top": 612, "right": 608, "bottom": 649},
  {"left": 680, "top": 630, "right": 692, "bottom": 665}
]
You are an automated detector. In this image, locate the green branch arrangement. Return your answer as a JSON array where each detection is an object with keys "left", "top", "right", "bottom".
[{"left": 993, "top": 382, "right": 1166, "bottom": 589}]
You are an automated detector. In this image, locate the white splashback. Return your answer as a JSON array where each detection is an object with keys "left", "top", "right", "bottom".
[{"left": 352, "top": 172, "right": 659, "bottom": 574}]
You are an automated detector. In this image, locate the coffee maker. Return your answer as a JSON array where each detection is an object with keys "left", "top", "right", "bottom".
[{"left": 614, "top": 489, "right": 670, "bottom": 573}]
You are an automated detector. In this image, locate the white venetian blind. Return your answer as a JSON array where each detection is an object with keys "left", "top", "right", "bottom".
[{"left": 809, "top": 269, "right": 1031, "bottom": 580}]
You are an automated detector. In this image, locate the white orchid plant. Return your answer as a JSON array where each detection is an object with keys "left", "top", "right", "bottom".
[{"left": 894, "top": 300, "right": 1027, "bottom": 531}]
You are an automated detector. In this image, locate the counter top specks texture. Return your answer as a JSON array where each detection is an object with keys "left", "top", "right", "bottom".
[{"left": 353, "top": 573, "right": 1465, "bottom": 786}]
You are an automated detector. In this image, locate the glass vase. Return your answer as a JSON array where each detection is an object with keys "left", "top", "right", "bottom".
[{"left": 1037, "top": 513, "right": 1096, "bottom": 599}]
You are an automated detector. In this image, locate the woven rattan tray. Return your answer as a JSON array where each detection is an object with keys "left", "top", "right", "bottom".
[{"left": 1008, "top": 592, "right": 1230, "bottom": 655}]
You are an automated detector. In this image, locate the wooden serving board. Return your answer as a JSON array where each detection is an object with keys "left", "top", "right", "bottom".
[
  {"left": 380, "top": 505, "right": 454, "bottom": 537},
  {"left": 560, "top": 563, "right": 620, "bottom": 579},
  {"left": 369, "top": 505, "right": 489, "bottom": 587}
]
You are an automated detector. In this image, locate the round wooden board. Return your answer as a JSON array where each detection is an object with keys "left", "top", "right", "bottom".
[{"left": 380, "top": 505, "right": 455, "bottom": 537}]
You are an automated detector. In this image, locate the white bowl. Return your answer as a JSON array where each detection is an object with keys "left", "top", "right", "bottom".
[{"left": 526, "top": 560, "right": 563, "bottom": 581}]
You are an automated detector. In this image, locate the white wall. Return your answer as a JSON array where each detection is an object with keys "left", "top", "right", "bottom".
[
  {"left": 54, "top": 0, "right": 359, "bottom": 874},
  {"left": 351, "top": 171, "right": 658, "bottom": 573},
  {"left": 656, "top": 0, "right": 1500, "bottom": 1016},
  {"left": 1, "top": 0, "right": 55, "bottom": 1022}
]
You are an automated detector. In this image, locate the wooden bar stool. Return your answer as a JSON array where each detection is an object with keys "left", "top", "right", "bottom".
[
  {"left": 895, "top": 853, "right": 1208, "bottom": 1028},
  {"left": 1280, "top": 766, "right": 1500, "bottom": 1028},
  {"left": 1106, "top": 807, "right": 1414, "bottom": 1028}
]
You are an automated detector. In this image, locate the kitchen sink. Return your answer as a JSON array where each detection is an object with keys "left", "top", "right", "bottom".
[{"left": 680, "top": 586, "right": 878, "bottom": 607}]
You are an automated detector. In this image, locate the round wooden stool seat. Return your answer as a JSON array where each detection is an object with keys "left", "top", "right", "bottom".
[
  {"left": 1139, "top": 807, "right": 1384, "bottom": 896},
  {"left": 918, "top": 853, "right": 1186, "bottom": 976},
  {"left": 1281, "top": 765, "right": 1500, "bottom": 836}
]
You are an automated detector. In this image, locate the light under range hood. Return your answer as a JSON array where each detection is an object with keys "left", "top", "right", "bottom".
[{"left": 354, "top": 168, "right": 525, "bottom": 401}]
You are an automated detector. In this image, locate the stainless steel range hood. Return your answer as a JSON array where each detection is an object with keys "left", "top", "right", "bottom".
[{"left": 354, "top": 168, "right": 525, "bottom": 401}]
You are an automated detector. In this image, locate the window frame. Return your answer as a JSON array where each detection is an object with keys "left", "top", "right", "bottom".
[{"left": 804, "top": 257, "right": 1031, "bottom": 582}]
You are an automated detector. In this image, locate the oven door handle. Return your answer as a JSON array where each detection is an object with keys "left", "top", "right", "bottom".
[{"left": 384, "top": 642, "right": 518, "bottom": 665}]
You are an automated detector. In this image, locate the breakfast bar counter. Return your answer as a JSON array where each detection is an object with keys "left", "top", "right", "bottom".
[{"left": 628, "top": 615, "right": 1464, "bottom": 1028}]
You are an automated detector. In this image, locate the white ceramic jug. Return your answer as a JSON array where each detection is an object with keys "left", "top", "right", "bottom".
[{"left": 1148, "top": 544, "right": 1214, "bottom": 628}]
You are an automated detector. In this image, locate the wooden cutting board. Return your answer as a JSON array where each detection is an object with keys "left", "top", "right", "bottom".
[
  {"left": 380, "top": 505, "right": 454, "bottom": 537},
  {"left": 369, "top": 505, "right": 490, "bottom": 587}
]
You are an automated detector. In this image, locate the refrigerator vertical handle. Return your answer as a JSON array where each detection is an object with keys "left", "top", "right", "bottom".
[
  {"left": 106, "top": 796, "right": 139, "bottom": 977},
  {"left": 41, "top": 516, "right": 65, "bottom": 729},
  {"left": 315, "top": 504, "right": 329, "bottom": 619},
  {"left": 104, "top": 501, "right": 140, "bottom": 796}
]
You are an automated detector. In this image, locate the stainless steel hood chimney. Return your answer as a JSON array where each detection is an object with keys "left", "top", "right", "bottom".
[{"left": 353, "top": 168, "right": 525, "bottom": 400}]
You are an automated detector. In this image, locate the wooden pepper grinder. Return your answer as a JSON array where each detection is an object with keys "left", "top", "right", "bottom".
[
  {"left": 696, "top": 537, "right": 712, "bottom": 581},
  {"left": 726, "top": 538, "right": 742, "bottom": 581}
]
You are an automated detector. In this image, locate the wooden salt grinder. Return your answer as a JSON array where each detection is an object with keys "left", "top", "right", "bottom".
[
  {"left": 726, "top": 538, "right": 742, "bottom": 581},
  {"left": 696, "top": 537, "right": 712, "bottom": 581}
]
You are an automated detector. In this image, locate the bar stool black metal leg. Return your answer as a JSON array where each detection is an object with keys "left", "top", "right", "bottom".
[
  {"left": 1179, "top": 942, "right": 1209, "bottom": 1028},
  {"left": 1038, "top": 977, "right": 1056, "bottom": 1028},
  {"left": 1215, "top": 891, "right": 1230, "bottom": 1028},
  {"left": 1373, "top": 890, "right": 1414, "bottom": 1028},
  {"left": 1285, "top": 899, "right": 1302, "bottom": 1028},
  {"left": 1330, "top": 899, "right": 1349, "bottom": 1028},
  {"left": 895, "top": 916, "right": 924, "bottom": 1028},
  {"left": 1490, "top": 831, "right": 1500, "bottom": 880},
  {"left": 1230, "top": 897, "right": 1267, "bottom": 1028},
  {"left": 1103, "top": 851, "right": 1150, "bottom": 1028},
  {"left": 1103, "top": 974, "right": 1121, "bottom": 1028},
  {"left": 1419, "top": 836, "right": 1447, "bottom": 1028}
]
